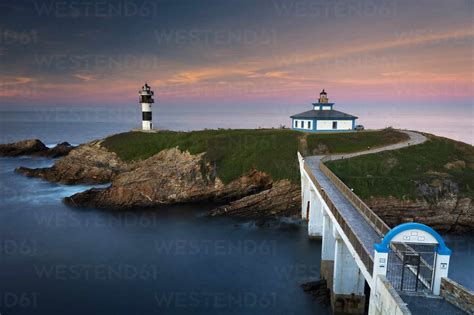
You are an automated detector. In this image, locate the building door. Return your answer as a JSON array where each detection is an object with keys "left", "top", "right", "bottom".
[{"left": 332, "top": 121, "right": 337, "bottom": 129}]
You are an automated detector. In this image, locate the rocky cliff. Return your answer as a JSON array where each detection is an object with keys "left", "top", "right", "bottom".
[
  {"left": 12, "top": 138, "right": 296, "bottom": 217},
  {"left": 368, "top": 196, "right": 473, "bottom": 233},
  {"left": 16, "top": 140, "right": 132, "bottom": 184},
  {"left": 206, "top": 180, "right": 300, "bottom": 220},
  {"left": 64, "top": 147, "right": 274, "bottom": 209},
  {"left": 366, "top": 168, "right": 473, "bottom": 233}
]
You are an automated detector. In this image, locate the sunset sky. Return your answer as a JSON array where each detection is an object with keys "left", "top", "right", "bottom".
[{"left": 0, "top": 0, "right": 472, "bottom": 110}]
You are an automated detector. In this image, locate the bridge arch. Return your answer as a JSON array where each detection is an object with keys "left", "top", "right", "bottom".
[
  {"left": 374, "top": 222, "right": 451, "bottom": 255},
  {"left": 373, "top": 222, "right": 452, "bottom": 295}
]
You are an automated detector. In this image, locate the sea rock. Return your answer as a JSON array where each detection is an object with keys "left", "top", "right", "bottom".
[
  {"left": 0, "top": 139, "right": 48, "bottom": 157},
  {"left": 16, "top": 140, "right": 131, "bottom": 184},
  {"left": 206, "top": 180, "right": 300, "bottom": 219},
  {"left": 38, "top": 142, "right": 74, "bottom": 158},
  {"left": 301, "top": 280, "right": 330, "bottom": 305},
  {"left": 0, "top": 139, "right": 74, "bottom": 158},
  {"left": 64, "top": 148, "right": 273, "bottom": 209}
]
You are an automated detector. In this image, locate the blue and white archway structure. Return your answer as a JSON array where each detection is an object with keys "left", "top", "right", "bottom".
[{"left": 372, "top": 222, "right": 452, "bottom": 295}]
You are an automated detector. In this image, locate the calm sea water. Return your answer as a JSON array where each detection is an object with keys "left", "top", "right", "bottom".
[
  {"left": 0, "top": 108, "right": 473, "bottom": 314},
  {"left": 0, "top": 156, "right": 328, "bottom": 314}
]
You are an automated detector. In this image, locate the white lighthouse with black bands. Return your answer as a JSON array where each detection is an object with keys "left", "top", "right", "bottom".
[{"left": 139, "top": 83, "right": 154, "bottom": 130}]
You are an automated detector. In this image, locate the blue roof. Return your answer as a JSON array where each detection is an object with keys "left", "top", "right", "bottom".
[{"left": 290, "top": 109, "right": 357, "bottom": 120}]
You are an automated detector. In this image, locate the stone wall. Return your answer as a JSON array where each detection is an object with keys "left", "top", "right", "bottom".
[{"left": 440, "top": 277, "right": 474, "bottom": 314}]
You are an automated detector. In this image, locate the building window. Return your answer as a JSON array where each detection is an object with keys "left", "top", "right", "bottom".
[
  {"left": 307, "top": 121, "right": 311, "bottom": 129},
  {"left": 332, "top": 121, "right": 337, "bottom": 129},
  {"left": 294, "top": 120, "right": 297, "bottom": 128}
]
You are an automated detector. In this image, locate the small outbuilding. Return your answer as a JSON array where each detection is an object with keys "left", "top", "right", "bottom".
[{"left": 290, "top": 90, "right": 357, "bottom": 132}]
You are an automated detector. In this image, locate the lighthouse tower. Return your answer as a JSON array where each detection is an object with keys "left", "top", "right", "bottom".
[{"left": 139, "top": 83, "right": 154, "bottom": 130}]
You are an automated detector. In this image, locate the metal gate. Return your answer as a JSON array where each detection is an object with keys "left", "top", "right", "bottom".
[{"left": 386, "top": 242, "right": 437, "bottom": 293}]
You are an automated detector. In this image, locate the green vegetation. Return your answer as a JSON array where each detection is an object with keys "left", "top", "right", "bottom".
[
  {"left": 103, "top": 129, "right": 301, "bottom": 183},
  {"left": 102, "top": 128, "right": 408, "bottom": 184},
  {"left": 326, "top": 135, "right": 474, "bottom": 201}
]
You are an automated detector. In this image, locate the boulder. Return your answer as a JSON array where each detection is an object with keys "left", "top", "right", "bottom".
[{"left": 301, "top": 280, "right": 330, "bottom": 305}]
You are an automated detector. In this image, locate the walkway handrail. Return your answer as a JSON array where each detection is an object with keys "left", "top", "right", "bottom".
[
  {"left": 319, "top": 157, "right": 391, "bottom": 237},
  {"left": 303, "top": 162, "right": 374, "bottom": 274}
]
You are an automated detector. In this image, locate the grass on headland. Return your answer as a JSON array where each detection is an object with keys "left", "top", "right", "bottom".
[
  {"left": 103, "top": 129, "right": 301, "bottom": 183},
  {"left": 325, "top": 135, "right": 474, "bottom": 201},
  {"left": 102, "top": 128, "right": 409, "bottom": 184}
]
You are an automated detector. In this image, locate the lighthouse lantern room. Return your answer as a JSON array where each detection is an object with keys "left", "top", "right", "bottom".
[{"left": 139, "top": 83, "right": 154, "bottom": 130}]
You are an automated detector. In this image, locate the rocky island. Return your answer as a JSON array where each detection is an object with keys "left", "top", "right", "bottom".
[
  {"left": 6, "top": 128, "right": 474, "bottom": 232},
  {"left": 0, "top": 139, "right": 73, "bottom": 158}
]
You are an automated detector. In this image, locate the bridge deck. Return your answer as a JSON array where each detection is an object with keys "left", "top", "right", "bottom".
[{"left": 305, "top": 156, "right": 381, "bottom": 258}]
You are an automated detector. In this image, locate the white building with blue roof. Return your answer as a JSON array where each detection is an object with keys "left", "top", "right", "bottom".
[{"left": 290, "top": 90, "right": 358, "bottom": 132}]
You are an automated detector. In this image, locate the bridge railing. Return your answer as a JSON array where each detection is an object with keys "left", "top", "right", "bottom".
[
  {"left": 303, "top": 162, "right": 374, "bottom": 274},
  {"left": 319, "top": 158, "right": 390, "bottom": 237}
]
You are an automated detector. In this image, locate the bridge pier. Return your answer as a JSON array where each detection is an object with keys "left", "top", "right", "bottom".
[
  {"left": 308, "top": 188, "right": 323, "bottom": 238},
  {"left": 331, "top": 228, "right": 366, "bottom": 315},
  {"left": 301, "top": 175, "right": 310, "bottom": 220},
  {"left": 321, "top": 211, "right": 335, "bottom": 289}
]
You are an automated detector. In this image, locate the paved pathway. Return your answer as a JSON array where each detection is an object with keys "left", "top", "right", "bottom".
[{"left": 321, "top": 130, "right": 427, "bottom": 161}]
